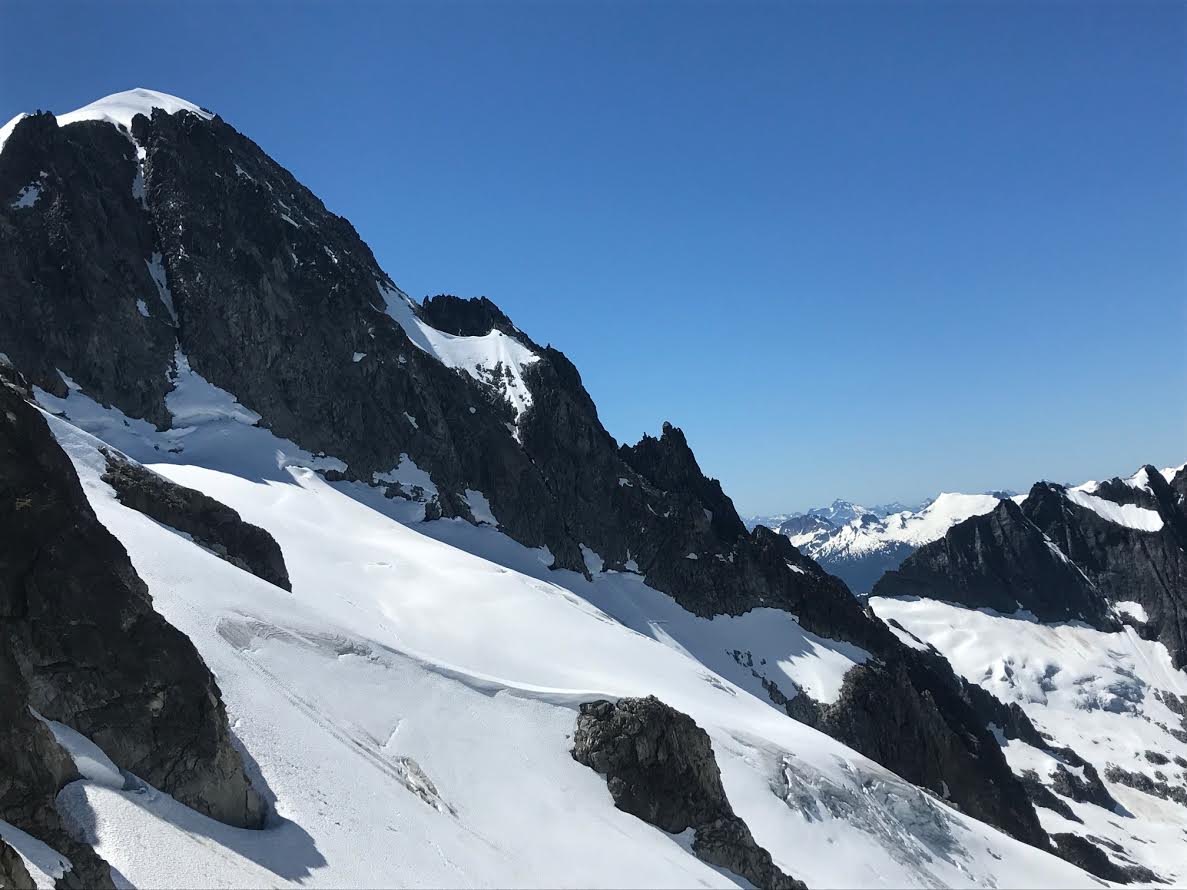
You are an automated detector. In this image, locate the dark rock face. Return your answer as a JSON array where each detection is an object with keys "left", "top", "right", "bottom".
[
  {"left": 872, "top": 498, "right": 1110, "bottom": 624},
  {"left": 0, "top": 650, "right": 114, "bottom": 889},
  {"left": 0, "top": 381, "right": 263, "bottom": 831},
  {"left": 0, "top": 839, "right": 34, "bottom": 889},
  {"left": 958, "top": 676, "right": 1049, "bottom": 749},
  {"left": 786, "top": 653, "right": 1047, "bottom": 847},
  {"left": 1104, "top": 765, "right": 1187, "bottom": 807},
  {"left": 960, "top": 676, "right": 1132, "bottom": 865},
  {"left": 1022, "top": 474, "right": 1187, "bottom": 668},
  {"left": 0, "top": 102, "right": 1061, "bottom": 851},
  {"left": 0, "top": 113, "right": 176, "bottom": 426},
  {"left": 571, "top": 697, "right": 806, "bottom": 890},
  {"left": 1048, "top": 760, "right": 1119, "bottom": 812},
  {"left": 419, "top": 294, "right": 520, "bottom": 337},
  {"left": 101, "top": 451, "right": 290, "bottom": 589},
  {"left": 1019, "top": 771, "right": 1081, "bottom": 823},
  {"left": 1051, "top": 833, "right": 1164, "bottom": 886}
]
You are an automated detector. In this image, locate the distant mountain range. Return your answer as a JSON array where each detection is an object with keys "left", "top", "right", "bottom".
[{"left": 746, "top": 493, "right": 1016, "bottom": 593}]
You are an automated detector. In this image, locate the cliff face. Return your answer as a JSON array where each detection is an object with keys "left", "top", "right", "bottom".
[
  {"left": 873, "top": 498, "right": 1111, "bottom": 624},
  {"left": 1023, "top": 471, "right": 1187, "bottom": 668}
]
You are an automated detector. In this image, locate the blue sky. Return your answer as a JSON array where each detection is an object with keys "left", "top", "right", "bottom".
[{"left": 3, "top": 0, "right": 1183, "bottom": 514}]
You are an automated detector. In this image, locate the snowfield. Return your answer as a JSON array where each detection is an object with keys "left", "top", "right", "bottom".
[
  {"left": 872, "top": 595, "right": 1187, "bottom": 885},
  {"left": 30, "top": 373, "right": 1101, "bottom": 888}
]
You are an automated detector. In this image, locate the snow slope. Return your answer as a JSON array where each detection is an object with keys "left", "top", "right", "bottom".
[
  {"left": 872, "top": 596, "right": 1187, "bottom": 884},
  {"left": 31, "top": 384, "right": 1098, "bottom": 888}
]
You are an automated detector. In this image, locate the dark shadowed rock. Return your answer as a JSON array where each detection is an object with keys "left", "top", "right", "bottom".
[
  {"left": 1051, "top": 833, "right": 1165, "bottom": 885},
  {"left": 0, "top": 525, "right": 113, "bottom": 888},
  {"left": 1022, "top": 476, "right": 1187, "bottom": 668},
  {"left": 872, "top": 499, "right": 1110, "bottom": 624},
  {"left": 1104, "top": 765, "right": 1187, "bottom": 807},
  {"left": 101, "top": 451, "right": 290, "bottom": 589},
  {"left": 572, "top": 697, "right": 806, "bottom": 890},
  {"left": 1019, "top": 770, "right": 1081, "bottom": 823},
  {"left": 0, "top": 382, "right": 263, "bottom": 830},
  {"left": 0, "top": 838, "right": 34, "bottom": 890},
  {"left": 419, "top": 294, "right": 520, "bottom": 337},
  {"left": 1049, "top": 761, "right": 1119, "bottom": 812},
  {"left": 786, "top": 653, "right": 1048, "bottom": 847}
]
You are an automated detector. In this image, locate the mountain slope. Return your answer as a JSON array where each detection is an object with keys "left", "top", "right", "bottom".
[
  {"left": 22, "top": 381, "right": 1097, "bottom": 888},
  {"left": 0, "top": 88, "right": 1117, "bottom": 886}
]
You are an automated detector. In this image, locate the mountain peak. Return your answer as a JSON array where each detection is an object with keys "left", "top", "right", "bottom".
[{"left": 54, "top": 88, "right": 213, "bottom": 132}]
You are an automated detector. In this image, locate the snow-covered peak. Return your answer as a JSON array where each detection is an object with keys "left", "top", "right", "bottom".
[
  {"left": 877, "top": 492, "right": 1003, "bottom": 546},
  {"left": 55, "top": 88, "right": 213, "bottom": 131},
  {"left": 1159, "top": 463, "right": 1185, "bottom": 483},
  {"left": 1125, "top": 466, "right": 1154, "bottom": 495}
]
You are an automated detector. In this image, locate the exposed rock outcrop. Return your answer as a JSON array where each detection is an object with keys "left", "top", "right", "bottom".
[
  {"left": 0, "top": 655, "right": 114, "bottom": 889},
  {"left": 785, "top": 652, "right": 1047, "bottom": 847},
  {"left": 1104, "top": 765, "right": 1187, "bottom": 807},
  {"left": 101, "top": 451, "right": 290, "bottom": 589},
  {"left": 0, "top": 839, "right": 34, "bottom": 890},
  {"left": 1019, "top": 771, "right": 1081, "bottom": 823},
  {"left": 1022, "top": 473, "right": 1187, "bottom": 668},
  {"left": 0, "top": 381, "right": 264, "bottom": 836},
  {"left": 1051, "top": 833, "right": 1164, "bottom": 886},
  {"left": 571, "top": 697, "right": 806, "bottom": 890}
]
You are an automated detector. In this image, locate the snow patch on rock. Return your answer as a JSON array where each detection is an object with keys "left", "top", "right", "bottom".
[
  {"left": 464, "top": 489, "right": 498, "bottom": 526},
  {"left": 0, "top": 818, "right": 67, "bottom": 889},
  {"left": 379, "top": 283, "right": 538, "bottom": 432},
  {"left": 1065, "top": 487, "right": 1163, "bottom": 532},
  {"left": 146, "top": 252, "right": 177, "bottom": 323}
]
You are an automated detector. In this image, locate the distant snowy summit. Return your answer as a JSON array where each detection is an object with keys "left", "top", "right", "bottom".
[
  {"left": 744, "top": 497, "right": 917, "bottom": 533},
  {"left": 748, "top": 492, "right": 1013, "bottom": 593}
]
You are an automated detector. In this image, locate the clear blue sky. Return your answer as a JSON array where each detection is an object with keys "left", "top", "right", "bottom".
[{"left": 3, "top": 0, "right": 1184, "bottom": 514}]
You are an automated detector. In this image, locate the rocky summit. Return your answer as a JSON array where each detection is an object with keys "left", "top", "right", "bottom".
[{"left": 0, "top": 88, "right": 1181, "bottom": 888}]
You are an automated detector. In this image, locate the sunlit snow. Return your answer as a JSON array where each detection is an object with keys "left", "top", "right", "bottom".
[
  {"left": 1065, "top": 487, "right": 1163, "bottom": 532},
  {"left": 35, "top": 402, "right": 1098, "bottom": 889},
  {"left": 55, "top": 88, "right": 213, "bottom": 131},
  {"left": 872, "top": 595, "right": 1187, "bottom": 883}
]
